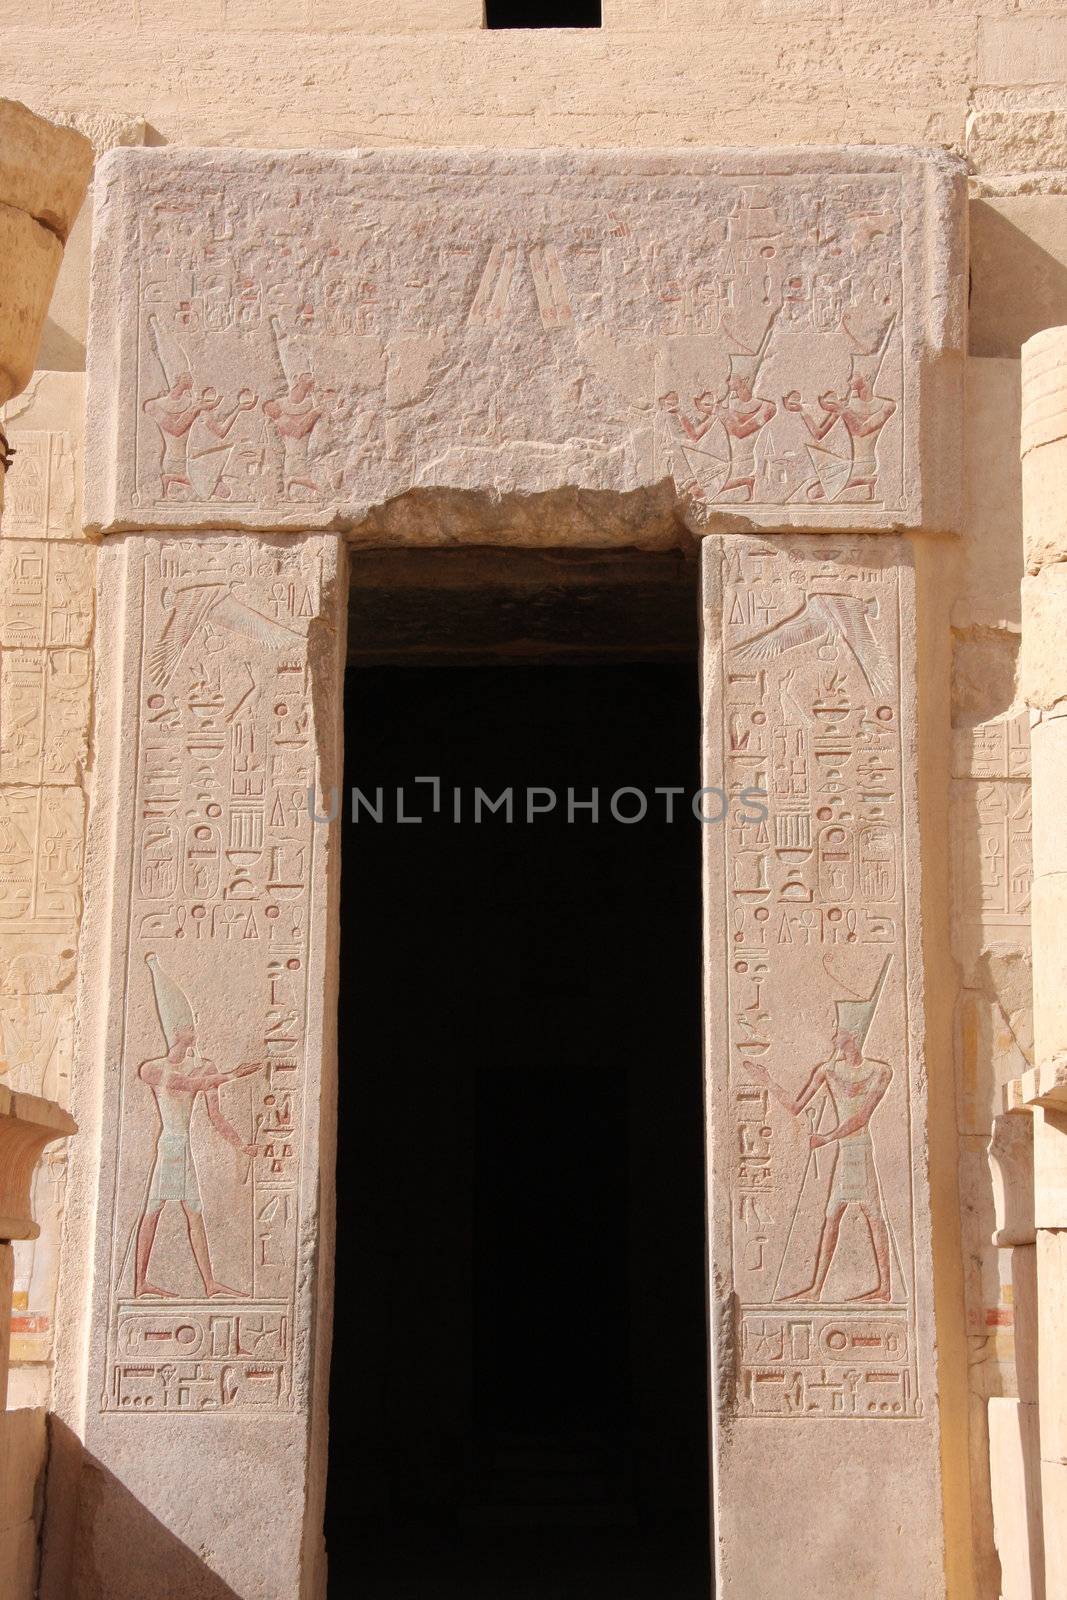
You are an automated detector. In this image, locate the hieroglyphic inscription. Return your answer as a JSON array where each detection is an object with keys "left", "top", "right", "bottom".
[
  {"left": 88, "top": 149, "right": 964, "bottom": 533},
  {"left": 707, "top": 535, "right": 921, "bottom": 1418},
  {"left": 101, "top": 533, "right": 332, "bottom": 1415},
  {"left": 1, "top": 378, "right": 89, "bottom": 1365},
  {"left": 952, "top": 709, "right": 1032, "bottom": 938}
]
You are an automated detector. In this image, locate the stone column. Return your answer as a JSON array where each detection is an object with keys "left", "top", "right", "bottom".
[
  {"left": 0, "top": 100, "right": 92, "bottom": 513},
  {"left": 55, "top": 532, "right": 346, "bottom": 1600},
  {"left": 0, "top": 1086, "right": 77, "bottom": 1407},
  {"left": 1019, "top": 325, "right": 1067, "bottom": 1595}
]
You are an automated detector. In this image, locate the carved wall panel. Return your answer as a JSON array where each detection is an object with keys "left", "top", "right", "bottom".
[
  {"left": 951, "top": 709, "right": 1034, "bottom": 1428},
  {"left": 74, "top": 531, "right": 344, "bottom": 1598},
  {"left": 0, "top": 373, "right": 88, "bottom": 1376},
  {"left": 86, "top": 147, "right": 964, "bottom": 537},
  {"left": 702, "top": 534, "right": 945, "bottom": 1593}
]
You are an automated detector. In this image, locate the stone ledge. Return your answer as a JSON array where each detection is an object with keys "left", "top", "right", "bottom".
[{"left": 1001, "top": 1057, "right": 1067, "bottom": 1115}]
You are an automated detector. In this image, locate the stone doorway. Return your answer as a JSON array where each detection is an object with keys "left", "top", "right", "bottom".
[
  {"left": 67, "top": 144, "right": 961, "bottom": 1599},
  {"left": 326, "top": 550, "right": 711, "bottom": 1595}
]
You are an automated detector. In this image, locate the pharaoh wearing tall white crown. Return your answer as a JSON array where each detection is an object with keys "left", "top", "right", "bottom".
[
  {"left": 262, "top": 314, "right": 328, "bottom": 501},
  {"left": 712, "top": 345, "right": 778, "bottom": 500},
  {"left": 657, "top": 322, "right": 778, "bottom": 504},
  {"left": 131, "top": 954, "right": 263, "bottom": 1300},
  {"left": 782, "top": 320, "right": 897, "bottom": 502},
  {"left": 746, "top": 956, "right": 896, "bottom": 1305}
]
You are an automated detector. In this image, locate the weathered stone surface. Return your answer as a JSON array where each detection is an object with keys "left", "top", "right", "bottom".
[
  {"left": 1, "top": 376, "right": 84, "bottom": 540},
  {"left": 968, "top": 111, "right": 1067, "bottom": 180},
  {"left": 0, "top": 103, "right": 92, "bottom": 408},
  {"left": 1009, "top": 1243, "right": 1039, "bottom": 1407},
  {"left": 0, "top": 376, "right": 93, "bottom": 1381},
  {"left": 1039, "top": 1228, "right": 1067, "bottom": 1459},
  {"left": 957, "top": 357, "right": 1022, "bottom": 629},
  {"left": 0, "top": 24, "right": 974, "bottom": 153},
  {"left": 1002, "top": 1057, "right": 1067, "bottom": 1115},
  {"left": 1021, "top": 325, "right": 1067, "bottom": 574},
  {"left": 1034, "top": 1109, "right": 1067, "bottom": 1231},
  {"left": 85, "top": 146, "right": 966, "bottom": 538},
  {"left": 970, "top": 198, "right": 1067, "bottom": 360},
  {"left": 0, "top": 1406, "right": 46, "bottom": 1529},
  {"left": 701, "top": 535, "right": 944, "bottom": 1593},
  {"left": 65, "top": 530, "right": 345, "bottom": 1599},
  {"left": 988, "top": 1396, "right": 1044, "bottom": 1600},
  {"left": 1031, "top": 711, "right": 1067, "bottom": 881},
  {"left": 1022, "top": 570, "right": 1067, "bottom": 711},
  {"left": 6, "top": 1364, "right": 49, "bottom": 1408},
  {"left": 0, "top": 204, "right": 63, "bottom": 407},
  {"left": 1031, "top": 875, "right": 1067, "bottom": 1067},
  {"left": 28, "top": 117, "right": 145, "bottom": 374},
  {"left": 950, "top": 708, "right": 1032, "bottom": 987},
  {"left": 1042, "top": 1456, "right": 1067, "bottom": 1599},
  {"left": 0, "top": 1087, "right": 76, "bottom": 1242},
  {"left": 989, "top": 1112, "right": 1035, "bottom": 1247},
  {"left": 0, "top": 100, "right": 92, "bottom": 243}
]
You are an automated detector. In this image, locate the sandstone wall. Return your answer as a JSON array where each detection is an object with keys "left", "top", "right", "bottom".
[{"left": 2, "top": 9, "right": 1067, "bottom": 371}]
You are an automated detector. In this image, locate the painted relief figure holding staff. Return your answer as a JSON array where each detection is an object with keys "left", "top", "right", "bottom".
[
  {"left": 745, "top": 956, "right": 896, "bottom": 1305},
  {"left": 132, "top": 954, "right": 261, "bottom": 1299}
]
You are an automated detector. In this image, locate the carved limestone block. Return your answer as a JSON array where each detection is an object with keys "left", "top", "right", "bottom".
[
  {"left": 0, "top": 785, "right": 85, "bottom": 939},
  {"left": 86, "top": 147, "right": 965, "bottom": 539},
  {"left": 0, "top": 371, "right": 86, "bottom": 543},
  {"left": 701, "top": 533, "right": 945, "bottom": 1594},
  {"left": 71, "top": 530, "right": 345, "bottom": 1600},
  {"left": 988, "top": 1396, "right": 1043, "bottom": 1599}
]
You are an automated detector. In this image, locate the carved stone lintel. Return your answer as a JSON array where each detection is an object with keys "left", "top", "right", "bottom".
[
  {"left": 0, "top": 1085, "right": 76, "bottom": 1242},
  {"left": 85, "top": 145, "right": 965, "bottom": 539}
]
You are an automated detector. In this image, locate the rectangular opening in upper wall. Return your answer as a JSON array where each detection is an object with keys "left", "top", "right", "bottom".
[{"left": 485, "top": 0, "right": 601, "bottom": 26}]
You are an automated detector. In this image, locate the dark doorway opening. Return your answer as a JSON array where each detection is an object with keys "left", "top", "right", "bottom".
[{"left": 328, "top": 558, "right": 709, "bottom": 1597}]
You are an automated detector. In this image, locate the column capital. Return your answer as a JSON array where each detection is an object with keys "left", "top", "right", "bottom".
[
  {"left": 0, "top": 1086, "right": 76, "bottom": 1243},
  {"left": 1021, "top": 324, "right": 1067, "bottom": 463},
  {"left": 0, "top": 99, "right": 92, "bottom": 409}
]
